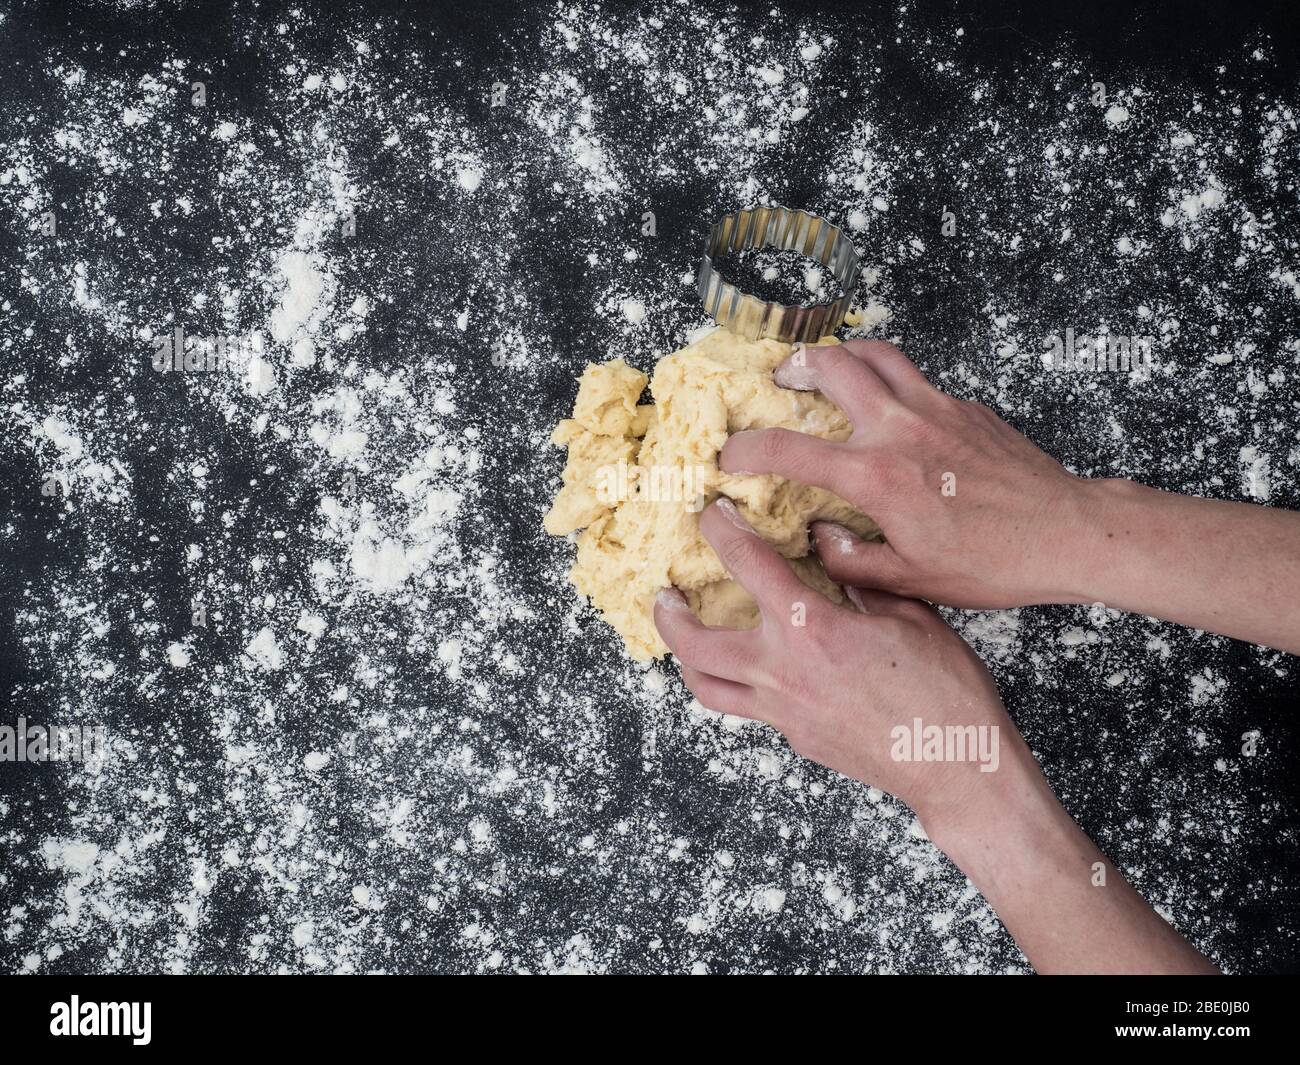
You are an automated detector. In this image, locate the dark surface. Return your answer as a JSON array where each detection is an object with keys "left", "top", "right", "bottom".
[{"left": 0, "top": 0, "right": 1298, "bottom": 974}]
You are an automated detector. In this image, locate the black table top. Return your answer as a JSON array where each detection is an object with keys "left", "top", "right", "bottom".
[{"left": 1, "top": 0, "right": 1297, "bottom": 974}]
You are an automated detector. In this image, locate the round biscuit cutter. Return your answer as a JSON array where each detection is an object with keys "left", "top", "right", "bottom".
[{"left": 697, "top": 206, "right": 861, "bottom": 344}]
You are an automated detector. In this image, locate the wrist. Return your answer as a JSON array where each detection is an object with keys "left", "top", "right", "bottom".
[
  {"left": 929, "top": 786, "right": 1080, "bottom": 904},
  {"left": 1037, "top": 475, "right": 1152, "bottom": 606},
  {"left": 917, "top": 737, "right": 1069, "bottom": 882}
]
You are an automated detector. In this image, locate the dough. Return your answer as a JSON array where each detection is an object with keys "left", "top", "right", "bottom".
[{"left": 545, "top": 327, "right": 881, "bottom": 661}]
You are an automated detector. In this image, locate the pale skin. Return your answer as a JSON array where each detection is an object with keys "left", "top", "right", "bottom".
[{"left": 654, "top": 339, "right": 1300, "bottom": 975}]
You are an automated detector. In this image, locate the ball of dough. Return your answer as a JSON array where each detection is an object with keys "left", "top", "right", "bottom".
[{"left": 545, "top": 327, "right": 881, "bottom": 661}]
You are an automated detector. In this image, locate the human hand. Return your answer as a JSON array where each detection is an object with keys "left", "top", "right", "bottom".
[
  {"left": 653, "top": 496, "right": 1219, "bottom": 974},
  {"left": 718, "top": 340, "right": 1094, "bottom": 610},
  {"left": 653, "top": 496, "right": 1041, "bottom": 832}
]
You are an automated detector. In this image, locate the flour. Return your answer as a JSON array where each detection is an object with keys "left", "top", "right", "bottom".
[{"left": 1, "top": 0, "right": 1295, "bottom": 977}]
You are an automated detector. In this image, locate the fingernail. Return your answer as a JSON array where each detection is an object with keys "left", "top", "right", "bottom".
[
  {"left": 844, "top": 585, "right": 870, "bottom": 614},
  {"left": 713, "top": 496, "right": 752, "bottom": 531},
  {"left": 815, "top": 521, "right": 856, "bottom": 554},
  {"left": 656, "top": 587, "right": 689, "bottom": 610},
  {"left": 773, "top": 353, "right": 819, "bottom": 391}
]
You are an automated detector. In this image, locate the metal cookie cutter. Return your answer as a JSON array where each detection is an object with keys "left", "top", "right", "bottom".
[{"left": 697, "top": 206, "right": 860, "bottom": 344}]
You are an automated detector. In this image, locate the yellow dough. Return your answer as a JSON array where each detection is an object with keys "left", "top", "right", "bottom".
[{"left": 544, "top": 327, "right": 881, "bottom": 661}]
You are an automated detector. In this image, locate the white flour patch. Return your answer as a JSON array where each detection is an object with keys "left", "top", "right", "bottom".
[{"left": 0, "top": 0, "right": 1293, "bottom": 977}]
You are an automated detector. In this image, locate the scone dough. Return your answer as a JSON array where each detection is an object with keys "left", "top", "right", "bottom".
[{"left": 545, "top": 327, "right": 881, "bottom": 661}]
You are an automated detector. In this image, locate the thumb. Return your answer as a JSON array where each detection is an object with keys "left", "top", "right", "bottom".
[{"left": 812, "top": 521, "right": 908, "bottom": 592}]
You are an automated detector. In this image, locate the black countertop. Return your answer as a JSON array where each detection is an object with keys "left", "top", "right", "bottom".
[{"left": 1, "top": 0, "right": 1297, "bottom": 974}]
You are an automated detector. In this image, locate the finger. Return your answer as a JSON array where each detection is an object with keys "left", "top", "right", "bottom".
[
  {"left": 812, "top": 521, "right": 908, "bottom": 591},
  {"left": 837, "top": 340, "right": 934, "bottom": 401},
  {"left": 843, "top": 584, "right": 932, "bottom": 621},
  {"left": 845, "top": 584, "right": 938, "bottom": 626},
  {"left": 680, "top": 664, "right": 762, "bottom": 720},
  {"left": 771, "top": 342, "right": 893, "bottom": 423},
  {"left": 653, "top": 586, "right": 759, "bottom": 683},
  {"left": 698, "top": 498, "right": 809, "bottom": 617},
  {"left": 719, "top": 428, "right": 863, "bottom": 501}
]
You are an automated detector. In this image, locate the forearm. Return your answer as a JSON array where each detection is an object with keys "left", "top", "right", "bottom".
[
  {"left": 1057, "top": 478, "right": 1300, "bottom": 655},
  {"left": 923, "top": 755, "right": 1218, "bottom": 975}
]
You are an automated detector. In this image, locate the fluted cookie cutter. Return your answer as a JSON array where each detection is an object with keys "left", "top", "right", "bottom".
[{"left": 697, "top": 206, "right": 860, "bottom": 344}]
